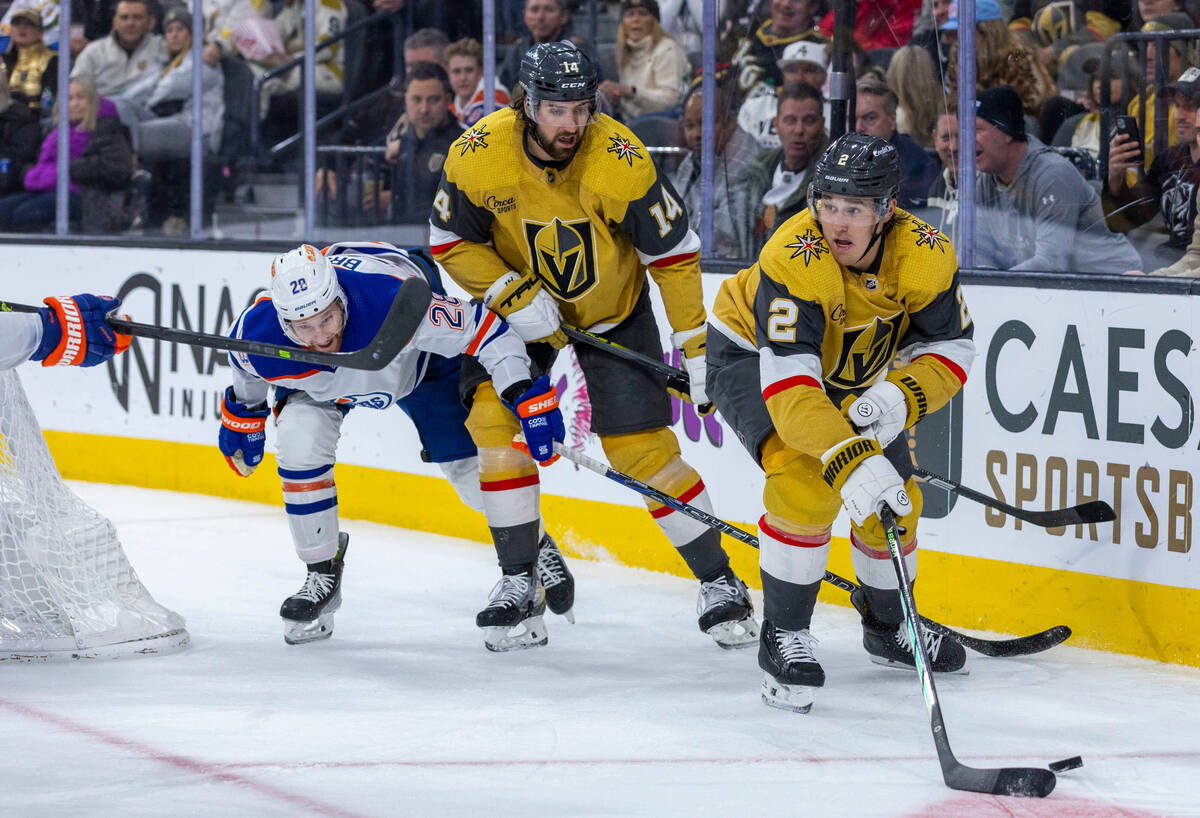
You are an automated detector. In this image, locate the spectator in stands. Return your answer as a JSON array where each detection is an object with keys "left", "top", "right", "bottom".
[
  {"left": 817, "top": 0, "right": 922, "bottom": 50},
  {"left": 0, "top": 77, "right": 133, "bottom": 232},
  {"left": 598, "top": 0, "right": 689, "bottom": 122},
  {"left": 924, "top": 108, "right": 958, "bottom": 238},
  {"left": 886, "top": 44, "right": 942, "bottom": 149},
  {"left": 0, "top": 69, "right": 41, "bottom": 196},
  {"left": 1051, "top": 46, "right": 1139, "bottom": 158},
  {"left": 671, "top": 83, "right": 760, "bottom": 258},
  {"left": 943, "top": 0, "right": 1057, "bottom": 121},
  {"left": 113, "top": 5, "right": 223, "bottom": 234},
  {"left": 909, "top": 0, "right": 953, "bottom": 83},
  {"left": 3, "top": 8, "right": 57, "bottom": 114},
  {"left": 1148, "top": 107, "right": 1200, "bottom": 276},
  {"left": 376, "top": 61, "right": 459, "bottom": 224},
  {"left": 1129, "top": 12, "right": 1194, "bottom": 166},
  {"left": 403, "top": 26, "right": 448, "bottom": 70},
  {"left": 500, "top": 0, "right": 577, "bottom": 90},
  {"left": 253, "top": 0, "right": 347, "bottom": 120},
  {"left": 72, "top": 0, "right": 166, "bottom": 97},
  {"left": 746, "top": 82, "right": 826, "bottom": 245},
  {"left": 1012, "top": 0, "right": 1130, "bottom": 73},
  {"left": 737, "top": 40, "right": 827, "bottom": 150},
  {"left": 1105, "top": 67, "right": 1200, "bottom": 267},
  {"left": 659, "top": 0, "right": 720, "bottom": 57},
  {"left": 855, "top": 75, "right": 938, "bottom": 209},
  {"left": 78, "top": 0, "right": 164, "bottom": 42},
  {"left": 728, "top": 0, "right": 827, "bottom": 104},
  {"left": 1, "top": 2, "right": 63, "bottom": 49},
  {"left": 177, "top": 0, "right": 268, "bottom": 67},
  {"left": 447, "top": 37, "right": 509, "bottom": 128},
  {"left": 972, "top": 85, "right": 1141, "bottom": 273}
]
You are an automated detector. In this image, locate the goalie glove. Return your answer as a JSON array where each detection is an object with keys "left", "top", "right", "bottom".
[
  {"left": 218, "top": 386, "right": 269, "bottom": 477},
  {"left": 820, "top": 435, "right": 912, "bottom": 526},
  {"left": 669, "top": 325, "right": 714, "bottom": 415},
  {"left": 503, "top": 375, "right": 565, "bottom": 465},
  {"left": 847, "top": 379, "right": 909, "bottom": 447},
  {"left": 30, "top": 294, "right": 132, "bottom": 367},
  {"left": 483, "top": 271, "right": 568, "bottom": 348}
]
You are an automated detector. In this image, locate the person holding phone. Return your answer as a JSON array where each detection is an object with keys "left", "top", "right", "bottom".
[{"left": 1105, "top": 67, "right": 1200, "bottom": 266}]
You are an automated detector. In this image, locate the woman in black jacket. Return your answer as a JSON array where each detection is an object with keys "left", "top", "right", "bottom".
[{"left": 0, "top": 69, "right": 42, "bottom": 194}]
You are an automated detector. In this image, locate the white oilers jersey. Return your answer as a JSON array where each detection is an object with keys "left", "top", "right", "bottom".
[{"left": 228, "top": 241, "right": 531, "bottom": 408}]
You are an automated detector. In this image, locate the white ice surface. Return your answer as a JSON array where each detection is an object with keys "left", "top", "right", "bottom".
[{"left": 2, "top": 483, "right": 1199, "bottom": 818}]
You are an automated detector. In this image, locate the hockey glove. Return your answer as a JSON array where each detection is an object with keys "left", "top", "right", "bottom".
[
  {"left": 847, "top": 379, "right": 909, "bottom": 447},
  {"left": 504, "top": 376, "right": 565, "bottom": 465},
  {"left": 219, "top": 386, "right": 269, "bottom": 477},
  {"left": 483, "top": 271, "right": 568, "bottom": 348},
  {"left": 820, "top": 435, "right": 912, "bottom": 526},
  {"left": 669, "top": 325, "right": 714, "bottom": 415},
  {"left": 30, "top": 294, "right": 132, "bottom": 367}
]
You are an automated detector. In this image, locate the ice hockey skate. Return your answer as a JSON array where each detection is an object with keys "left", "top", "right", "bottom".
[
  {"left": 280, "top": 532, "right": 348, "bottom": 645},
  {"left": 536, "top": 534, "right": 575, "bottom": 623},
  {"left": 476, "top": 570, "right": 548, "bottom": 652},
  {"left": 758, "top": 620, "right": 825, "bottom": 714},
  {"left": 697, "top": 572, "right": 759, "bottom": 648},
  {"left": 851, "top": 588, "right": 967, "bottom": 673}
]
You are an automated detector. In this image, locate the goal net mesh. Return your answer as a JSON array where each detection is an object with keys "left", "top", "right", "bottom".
[{"left": 0, "top": 369, "right": 188, "bottom": 660}]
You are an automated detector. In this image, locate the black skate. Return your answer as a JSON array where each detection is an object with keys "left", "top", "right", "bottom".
[
  {"left": 536, "top": 534, "right": 575, "bottom": 623},
  {"left": 851, "top": 589, "right": 967, "bottom": 673},
  {"left": 697, "top": 572, "right": 759, "bottom": 649},
  {"left": 280, "top": 532, "right": 348, "bottom": 645},
  {"left": 476, "top": 569, "right": 548, "bottom": 652},
  {"left": 758, "top": 619, "right": 824, "bottom": 714}
]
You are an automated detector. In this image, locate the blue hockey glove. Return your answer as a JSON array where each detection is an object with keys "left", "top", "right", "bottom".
[
  {"left": 30, "top": 294, "right": 131, "bottom": 367},
  {"left": 506, "top": 375, "right": 565, "bottom": 465},
  {"left": 218, "top": 386, "right": 268, "bottom": 477}
]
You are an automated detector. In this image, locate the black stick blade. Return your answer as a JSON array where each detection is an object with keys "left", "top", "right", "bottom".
[
  {"left": 952, "top": 625, "right": 1072, "bottom": 658},
  {"left": 944, "top": 763, "right": 1056, "bottom": 798}
]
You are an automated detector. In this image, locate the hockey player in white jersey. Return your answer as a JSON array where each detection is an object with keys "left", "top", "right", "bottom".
[
  {"left": 0, "top": 294, "right": 130, "bottom": 370},
  {"left": 218, "top": 241, "right": 570, "bottom": 650}
]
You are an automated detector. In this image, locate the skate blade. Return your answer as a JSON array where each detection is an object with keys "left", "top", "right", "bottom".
[
  {"left": 283, "top": 612, "right": 335, "bottom": 645},
  {"left": 558, "top": 608, "right": 576, "bottom": 624},
  {"left": 707, "top": 616, "right": 760, "bottom": 650},
  {"left": 482, "top": 615, "right": 548, "bottom": 652},
  {"left": 868, "top": 655, "right": 970, "bottom": 675},
  {"left": 760, "top": 673, "right": 816, "bottom": 714}
]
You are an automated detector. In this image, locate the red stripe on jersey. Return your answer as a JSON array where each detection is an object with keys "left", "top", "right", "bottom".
[
  {"left": 281, "top": 478, "right": 337, "bottom": 492},
  {"left": 852, "top": 531, "right": 916, "bottom": 558},
  {"left": 762, "top": 375, "right": 821, "bottom": 401},
  {"left": 263, "top": 368, "right": 323, "bottom": 382},
  {"left": 466, "top": 310, "right": 498, "bottom": 356},
  {"left": 917, "top": 353, "right": 968, "bottom": 385},
  {"left": 480, "top": 474, "right": 540, "bottom": 492},
  {"left": 759, "top": 516, "right": 830, "bottom": 547},
  {"left": 431, "top": 239, "right": 463, "bottom": 255},
  {"left": 648, "top": 251, "right": 699, "bottom": 268},
  {"left": 649, "top": 479, "right": 706, "bottom": 518}
]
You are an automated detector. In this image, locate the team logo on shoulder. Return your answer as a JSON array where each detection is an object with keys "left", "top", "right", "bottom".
[
  {"left": 826, "top": 313, "right": 906, "bottom": 389},
  {"left": 911, "top": 219, "right": 949, "bottom": 253},
  {"left": 785, "top": 228, "right": 829, "bottom": 265},
  {"left": 455, "top": 125, "right": 490, "bottom": 156},
  {"left": 522, "top": 217, "right": 598, "bottom": 300},
  {"left": 606, "top": 134, "right": 642, "bottom": 166}
]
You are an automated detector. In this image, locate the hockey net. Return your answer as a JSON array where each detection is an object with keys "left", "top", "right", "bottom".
[{"left": 0, "top": 369, "right": 189, "bottom": 661}]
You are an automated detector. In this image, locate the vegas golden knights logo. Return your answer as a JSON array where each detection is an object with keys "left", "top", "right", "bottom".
[
  {"left": 522, "top": 217, "right": 598, "bottom": 300},
  {"left": 826, "top": 313, "right": 906, "bottom": 389}
]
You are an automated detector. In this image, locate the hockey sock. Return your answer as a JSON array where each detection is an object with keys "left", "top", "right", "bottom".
[
  {"left": 675, "top": 528, "right": 730, "bottom": 582},
  {"left": 490, "top": 519, "right": 541, "bottom": 573},
  {"left": 854, "top": 582, "right": 911, "bottom": 627},
  {"left": 761, "top": 572, "right": 821, "bottom": 632}
]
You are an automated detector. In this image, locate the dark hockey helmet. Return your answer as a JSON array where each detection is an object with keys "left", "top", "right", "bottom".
[
  {"left": 810, "top": 132, "right": 901, "bottom": 203},
  {"left": 518, "top": 40, "right": 599, "bottom": 119}
]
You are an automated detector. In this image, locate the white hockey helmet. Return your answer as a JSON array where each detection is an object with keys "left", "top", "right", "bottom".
[{"left": 269, "top": 244, "right": 347, "bottom": 344}]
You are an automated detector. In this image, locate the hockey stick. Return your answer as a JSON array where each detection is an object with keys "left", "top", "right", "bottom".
[
  {"left": 1, "top": 276, "right": 432, "bottom": 372},
  {"left": 553, "top": 442, "right": 1070, "bottom": 658},
  {"left": 560, "top": 324, "right": 713, "bottom": 413},
  {"left": 912, "top": 467, "right": 1116, "bottom": 528},
  {"left": 880, "top": 504, "right": 1058, "bottom": 797}
]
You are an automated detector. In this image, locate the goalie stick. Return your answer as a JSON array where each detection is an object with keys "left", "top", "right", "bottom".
[
  {"left": 558, "top": 330, "right": 1114, "bottom": 530},
  {"left": 912, "top": 467, "right": 1117, "bottom": 528},
  {"left": 552, "top": 443, "right": 1070, "bottom": 658},
  {"left": 1, "top": 276, "right": 432, "bottom": 372},
  {"left": 880, "top": 504, "right": 1059, "bottom": 797}
]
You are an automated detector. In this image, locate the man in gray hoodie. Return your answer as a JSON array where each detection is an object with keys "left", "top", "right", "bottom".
[{"left": 973, "top": 85, "right": 1142, "bottom": 274}]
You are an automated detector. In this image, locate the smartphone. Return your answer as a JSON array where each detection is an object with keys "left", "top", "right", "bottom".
[{"left": 1112, "top": 115, "right": 1144, "bottom": 158}]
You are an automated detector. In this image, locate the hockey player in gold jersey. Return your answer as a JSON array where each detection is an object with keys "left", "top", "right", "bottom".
[
  {"left": 707, "top": 133, "right": 977, "bottom": 712},
  {"left": 429, "top": 41, "right": 758, "bottom": 649}
]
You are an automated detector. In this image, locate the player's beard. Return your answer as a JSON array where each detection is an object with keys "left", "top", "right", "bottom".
[{"left": 532, "top": 122, "right": 584, "bottom": 162}]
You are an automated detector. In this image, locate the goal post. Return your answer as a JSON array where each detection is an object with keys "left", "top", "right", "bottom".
[{"left": 0, "top": 369, "right": 189, "bottom": 662}]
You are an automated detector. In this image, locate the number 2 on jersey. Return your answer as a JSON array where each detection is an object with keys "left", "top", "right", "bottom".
[{"left": 767, "top": 298, "right": 798, "bottom": 342}]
